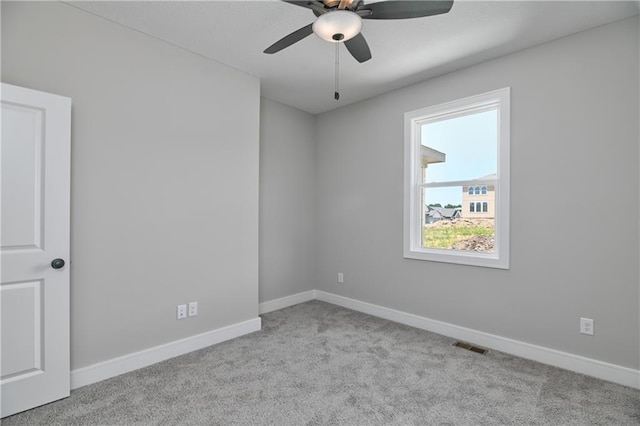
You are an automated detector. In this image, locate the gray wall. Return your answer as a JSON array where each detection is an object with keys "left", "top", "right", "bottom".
[
  {"left": 2, "top": 2, "right": 260, "bottom": 369},
  {"left": 259, "top": 98, "right": 316, "bottom": 302},
  {"left": 314, "top": 17, "right": 639, "bottom": 369}
]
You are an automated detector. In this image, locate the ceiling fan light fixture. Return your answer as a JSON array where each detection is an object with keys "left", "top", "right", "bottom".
[{"left": 312, "top": 10, "right": 362, "bottom": 43}]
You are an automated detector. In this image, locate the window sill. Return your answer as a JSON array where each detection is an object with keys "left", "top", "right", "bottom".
[{"left": 403, "top": 247, "right": 509, "bottom": 269}]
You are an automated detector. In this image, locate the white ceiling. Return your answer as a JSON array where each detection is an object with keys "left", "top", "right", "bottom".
[{"left": 68, "top": 1, "right": 639, "bottom": 115}]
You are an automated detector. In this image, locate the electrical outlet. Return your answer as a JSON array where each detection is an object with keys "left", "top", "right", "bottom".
[
  {"left": 177, "top": 304, "right": 187, "bottom": 320},
  {"left": 580, "top": 317, "right": 594, "bottom": 335},
  {"left": 188, "top": 301, "right": 198, "bottom": 317},
  {"left": 337, "top": 272, "right": 344, "bottom": 284}
]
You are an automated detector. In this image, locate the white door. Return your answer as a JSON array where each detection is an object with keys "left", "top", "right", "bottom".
[{"left": 1, "top": 83, "right": 71, "bottom": 418}]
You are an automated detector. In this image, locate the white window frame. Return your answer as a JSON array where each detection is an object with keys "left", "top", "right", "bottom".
[{"left": 403, "top": 88, "right": 510, "bottom": 269}]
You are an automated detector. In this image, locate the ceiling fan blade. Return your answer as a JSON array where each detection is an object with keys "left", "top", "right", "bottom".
[
  {"left": 264, "top": 23, "right": 314, "bottom": 54},
  {"left": 361, "top": 0, "right": 453, "bottom": 20},
  {"left": 344, "top": 33, "right": 372, "bottom": 63},
  {"left": 283, "top": 1, "right": 328, "bottom": 15}
]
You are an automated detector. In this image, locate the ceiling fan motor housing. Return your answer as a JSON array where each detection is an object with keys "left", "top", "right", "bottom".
[{"left": 321, "top": 0, "right": 361, "bottom": 11}]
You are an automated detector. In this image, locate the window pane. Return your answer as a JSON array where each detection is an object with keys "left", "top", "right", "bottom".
[
  {"left": 422, "top": 186, "right": 494, "bottom": 253},
  {"left": 405, "top": 87, "right": 509, "bottom": 268},
  {"left": 421, "top": 109, "right": 497, "bottom": 183}
]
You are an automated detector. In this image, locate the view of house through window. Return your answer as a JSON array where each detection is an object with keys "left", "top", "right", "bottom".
[
  {"left": 421, "top": 109, "right": 497, "bottom": 253},
  {"left": 404, "top": 88, "right": 509, "bottom": 268}
]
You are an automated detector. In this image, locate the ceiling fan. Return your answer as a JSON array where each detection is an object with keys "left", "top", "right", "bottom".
[{"left": 264, "top": 0, "right": 454, "bottom": 63}]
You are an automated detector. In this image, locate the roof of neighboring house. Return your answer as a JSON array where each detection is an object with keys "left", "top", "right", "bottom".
[
  {"left": 426, "top": 206, "right": 461, "bottom": 218},
  {"left": 438, "top": 208, "right": 460, "bottom": 218},
  {"left": 464, "top": 174, "right": 498, "bottom": 189},
  {"left": 421, "top": 146, "right": 446, "bottom": 166}
]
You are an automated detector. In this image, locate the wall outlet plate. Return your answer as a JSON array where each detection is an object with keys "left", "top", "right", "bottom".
[
  {"left": 188, "top": 301, "right": 198, "bottom": 317},
  {"left": 338, "top": 272, "right": 344, "bottom": 284},
  {"left": 580, "top": 317, "right": 594, "bottom": 335},
  {"left": 177, "top": 304, "right": 187, "bottom": 320}
]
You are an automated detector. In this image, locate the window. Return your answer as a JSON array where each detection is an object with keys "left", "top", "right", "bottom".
[{"left": 404, "top": 88, "right": 510, "bottom": 269}]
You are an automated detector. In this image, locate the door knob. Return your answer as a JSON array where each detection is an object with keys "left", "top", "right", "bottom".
[{"left": 51, "top": 258, "right": 65, "bottom": 269}]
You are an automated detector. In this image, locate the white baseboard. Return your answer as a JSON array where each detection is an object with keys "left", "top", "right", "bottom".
[
  {"left": 73, "top": 291, "right": 639, "bottom": 392},
  {"left": 259, "top": 290, "right": 316, "bottom": 314},
  {"left": 313, "top": 291, "right": 640, "bottom": 390},
  {"left": 71, "top": 317, "right": 261, "bottom": 390}
]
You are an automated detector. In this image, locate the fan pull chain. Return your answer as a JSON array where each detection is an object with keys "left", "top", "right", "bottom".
[{"left": 334, "top": 43, "right": 340, "bottom": 101}]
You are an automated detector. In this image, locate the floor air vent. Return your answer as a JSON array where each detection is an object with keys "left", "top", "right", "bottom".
[{"left": 453, "top": 341, "right": 488, "bottom": 355}]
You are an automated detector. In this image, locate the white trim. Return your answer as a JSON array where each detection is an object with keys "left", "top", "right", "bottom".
[
  {"left": 314, "top": 291, "right": 640, "bottom": 390},
  {"left": 259, "top": 290, "right": 317, "bottom": 314},
  {"left": 421, "top": 178, "right": 496, "bottom": 189},
  {"left": 70, "top": 318, "right": 261, "bottom": 390},
  {"left": 70, "top": 291, "right": 639, "bottom": 392}
]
